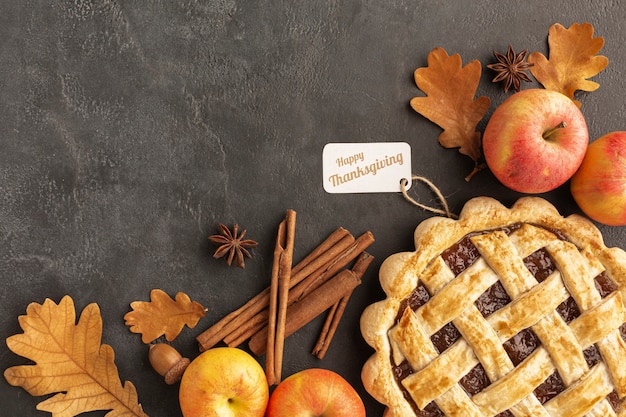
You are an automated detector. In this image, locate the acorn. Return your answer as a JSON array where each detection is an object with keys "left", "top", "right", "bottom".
[{"left": 148, "top": 343, "right": 190, "bottom": 384}]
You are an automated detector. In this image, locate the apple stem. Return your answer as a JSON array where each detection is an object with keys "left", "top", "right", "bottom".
[{"left": 542, "top": 121, "right": 567, "bottom": 140}]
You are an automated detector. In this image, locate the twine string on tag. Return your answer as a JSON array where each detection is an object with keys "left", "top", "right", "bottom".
[{"left": 400, "top": 175, "right": 458, "bottom": 219}]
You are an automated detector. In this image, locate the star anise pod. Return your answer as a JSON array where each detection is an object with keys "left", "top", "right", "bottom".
[
  {"left": 209, "top": 224, "right": 258, "bottom": 269},
  {"left": 487, "top": 44, "right": 534, "bottom": 93}
]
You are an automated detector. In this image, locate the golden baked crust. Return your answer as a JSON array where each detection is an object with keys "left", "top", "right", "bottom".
[{"left": 361, "top": 196, "right": 626, "bottom": 417}]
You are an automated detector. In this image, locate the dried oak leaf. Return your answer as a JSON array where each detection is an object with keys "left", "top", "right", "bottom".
[
  {"left": 410, "top": 47, "right": 491, "bottom": 180},
  {"left": 4, "top": 295, "right": 148, "bottom": 417},
  {"left": 124, "top": 289, "right": 207, "bottom": 344},
  {"left": 528, "top": 22, "right": 608, "bottom": 107}
]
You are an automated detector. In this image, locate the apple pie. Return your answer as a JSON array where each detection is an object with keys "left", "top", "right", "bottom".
[{"left": 361, "top": 197, "right": 626, "bottom": 416}]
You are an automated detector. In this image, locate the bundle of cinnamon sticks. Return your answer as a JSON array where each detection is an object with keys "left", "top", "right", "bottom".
[{"left": 196, "top": 209, "right": 375, "bottom": 385}]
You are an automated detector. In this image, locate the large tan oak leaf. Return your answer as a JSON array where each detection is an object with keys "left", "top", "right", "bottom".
[
  {"left": 4, "top": 296, "right": 149, "bottom": 417},
  {"left": 528, "top": 22, "right": 608, "bottom": 107}
]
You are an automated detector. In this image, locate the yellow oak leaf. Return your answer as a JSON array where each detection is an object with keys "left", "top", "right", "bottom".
[
  {"left": 124, "top": 289, "right": 207, "bottom": 344},
  {"left": 528, "top": 22, "right": 608, "bottom": 107},
  {"left": 4, "top": 296, "right": 149, "bottom": 417},
  {"left": 410, "top": 47, "right": 491, "bottom": 180}
]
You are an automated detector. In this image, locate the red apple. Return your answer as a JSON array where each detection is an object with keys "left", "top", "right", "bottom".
[
  {"left": 265, "top": 368, "right": 365, "bottom": 417},
  {"left": 178, "top": 347, "right": 268, "bottom": 417},
  {"left": 571, "top": 131, "right": 626, "bottom": 226},
  {"left": 483, "top": 89, "right": 589, "bottom": 193}
]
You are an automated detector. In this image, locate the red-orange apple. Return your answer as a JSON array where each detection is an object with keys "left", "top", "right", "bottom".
[
  {"left": 179, "top": 347, "right": 268, "bottom": 417},
  {"left": 483, "top": 89, "right": 589, "bottom": 193},
  {"left": 265, "top": 368, "right": 365, "bottom": 417},
  {"left": 571, "top": 131, "right": 626, "bottom": 226}
]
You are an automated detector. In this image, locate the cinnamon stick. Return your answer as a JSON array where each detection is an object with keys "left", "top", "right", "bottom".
[
  {"left": 196, "top": 290, "right": 267, "bottom": 351},
  {"left": 266, "top": 209, "right": 296, "bottom": 384},
  {"left": 312, "top": 251, "right": 374, "bottom": 358},
  {"left": 288, "top": 232, "right": 355, "bottom": 289},
  {"left": 288, "top": 231, "right": 375, "bottom": 302},
  {"left": 222, "top": 309, "right": 268, "bottom": 347},
  {"left": 313, "top": 302, "right": 339, "bottom": 357},
  {"left": 266, "top": 218, "right": 284, "bottom": 384},
  {"left": 196, "top": 227, "right": 355, "bottom": 351},
  {"left": 221, "top": 231, "right": 375, "bottom": 347},
  {"left": 248, "top": 269, "right": 362, "bottom": 355},
  {"left": 289, "top": 227, "right": 351, "bottom": 276},
  {"left": 313, "top": 295, "right": 349, "bottom": 359},
  {"left": 220, "top": 232, "right": 358, "bottom": 348}
]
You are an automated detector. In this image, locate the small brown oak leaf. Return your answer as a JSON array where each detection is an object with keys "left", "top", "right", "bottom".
[
  {"left": 124, "top": 289, "right": 207, "bottom": 344},
  {"left": 4, "top": 296, "right": 149, "bottom": 417},
  {"left": 209, "top": 223, "right": 258, "bottom": 269},
  {"left": 410, "top": 47, "right": 491, "bottom": 181},
  {"left": 487, "top": 44, "right": 534, "bottom": 93}
]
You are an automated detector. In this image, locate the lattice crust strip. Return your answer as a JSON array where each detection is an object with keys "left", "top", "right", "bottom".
[{"left": 388, "top": 224, "right": 626, "bottom": 416}]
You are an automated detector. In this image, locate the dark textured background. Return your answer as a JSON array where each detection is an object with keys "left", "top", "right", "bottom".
[{"left": 2, "top": 1, "right": 626, "bottom": 416}]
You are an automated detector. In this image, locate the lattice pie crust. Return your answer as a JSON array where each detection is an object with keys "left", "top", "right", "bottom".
[{"left": 361, "top": 197, "right": 626, "bottom": 417}]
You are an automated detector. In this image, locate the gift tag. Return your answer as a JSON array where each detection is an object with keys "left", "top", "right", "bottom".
[{"left": 322, "top": 142, "right": 412, "bottom": 193}]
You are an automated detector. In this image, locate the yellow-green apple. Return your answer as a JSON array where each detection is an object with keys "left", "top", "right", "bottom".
[
  {"left": 483, "top": 89, "right": 589, "bottom": 193},
  {"left": 571, "top": 131, "right": 626, "bottom": 226},
  {"left": 265, "top": 368, "right": 365, "bottom": 417},
  {"left": 178, "top": 347, "right": 268, "bottom": 417}
]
